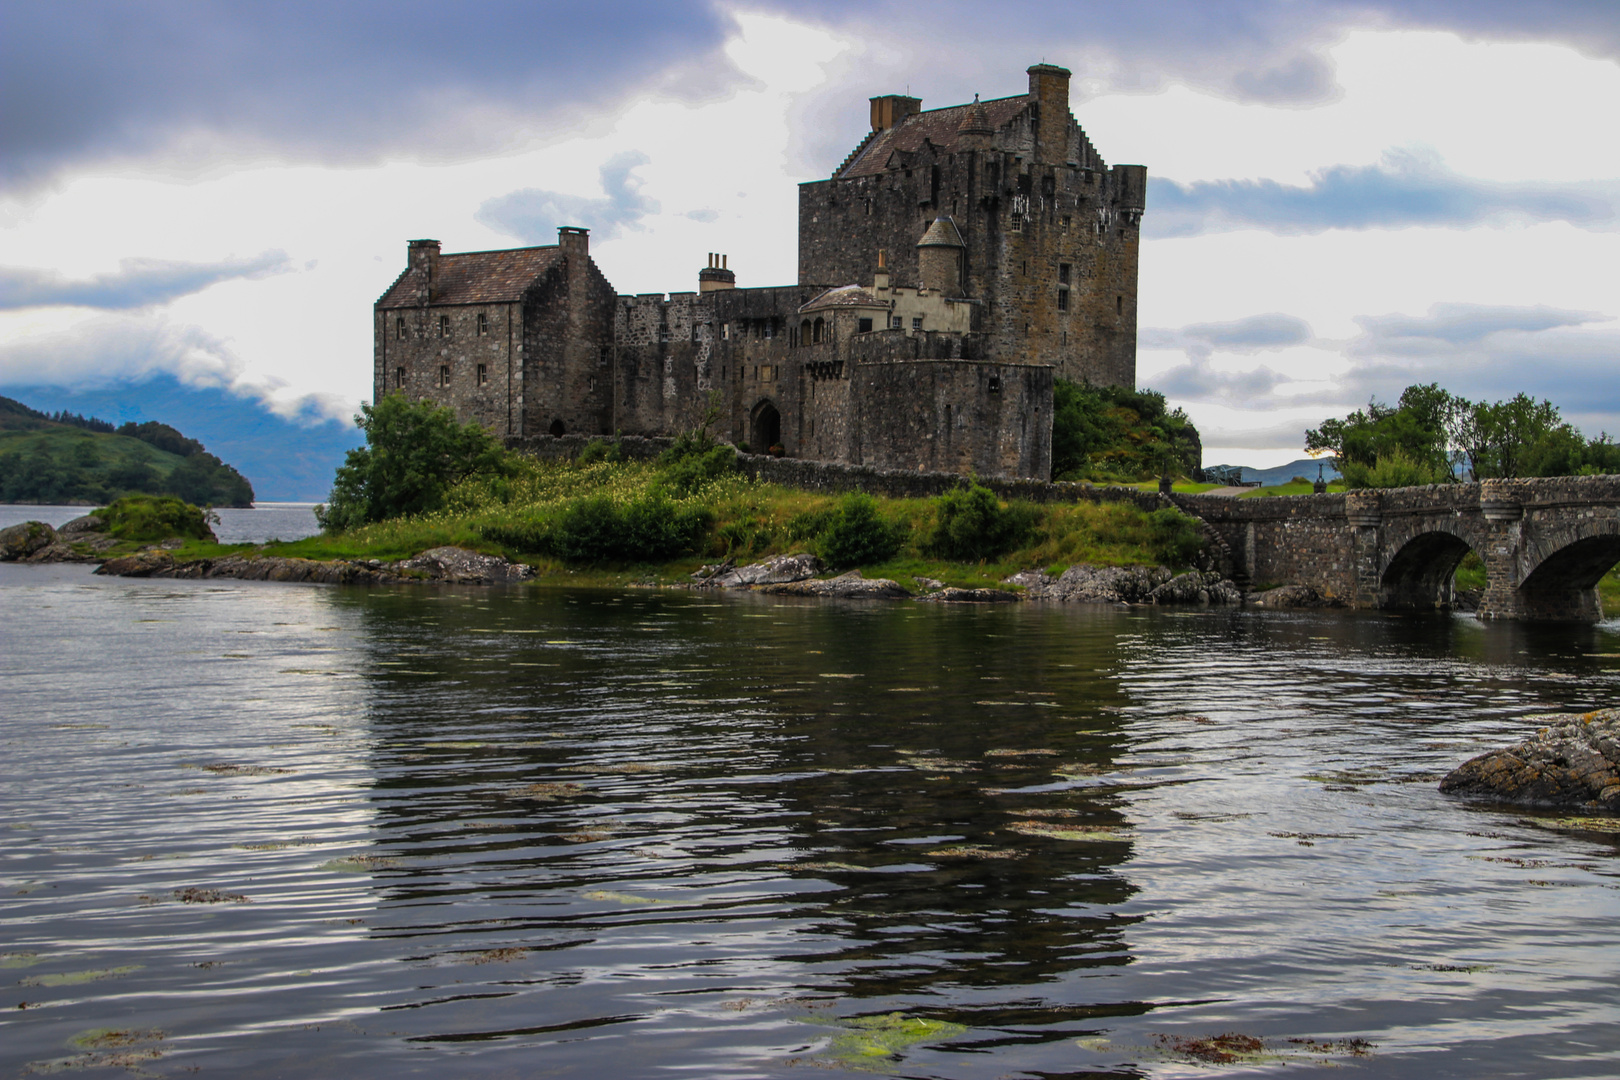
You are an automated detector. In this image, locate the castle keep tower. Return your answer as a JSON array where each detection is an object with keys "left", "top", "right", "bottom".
[{"left": 798, "top": 63, "right": 1145, "bottom": 388}]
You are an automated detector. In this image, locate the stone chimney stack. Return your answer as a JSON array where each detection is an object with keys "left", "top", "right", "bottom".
[
  {"left": 869, "top": 94, "right": 922, "bottom": 132},
  {"left": 557, "top": 225, "right": 589, "bottom": 264},
  {"left": 408, "top": 239, "right": 440, "bottom": 304},
  {"left": 1026, "top": 63, "right": 1072, "bottom": 165},
  {"left": 699, "top": 252, "right": 736, "bottom": 292}
]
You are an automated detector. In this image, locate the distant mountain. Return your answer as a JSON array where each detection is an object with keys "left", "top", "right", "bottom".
[
  {"left": 0, "top": 394, "right": 254, "bottom": 506},
  {"left": 5, "top": 376, "right": 364, "bottom": 501},
  {"left": 1205, "top": 457, "right": 1341, "bottom": 487}
]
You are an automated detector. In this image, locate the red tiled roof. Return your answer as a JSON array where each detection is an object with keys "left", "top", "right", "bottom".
[
  {"left": 836, "top": 94, "right": 1030, "bottom": 179},
  {"left": 376, "top": 246, "right": 562, "bottom": 308}
]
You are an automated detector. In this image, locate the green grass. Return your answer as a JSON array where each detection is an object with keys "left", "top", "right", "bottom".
[
  {"left": 199, "top": 457, "right": 1208, "bottom": 591},
  {"left": 1240, "top": 480, "right": 1348, "bottom": 497}
]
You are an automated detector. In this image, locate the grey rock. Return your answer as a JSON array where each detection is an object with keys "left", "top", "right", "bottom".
[
  {"left": 703, "top": 552, "right": 821, "bottom": 588},
  {"left": 1441, "top": 710, "right": 1620, "bottom": 808},
  {"left": 1148, "top": 570, "right": 1242, "bottom": 606},
  {"left": 916, "top": 587, "right": 1022, "bottom": 603},
  {"left": 759, "top": 569, "right": 909, "bottom": 599},
  {"left": 25, "top": 542, "right": 81, "bottom": 563},
  {"left": 398, "top": 546, "right": 535, "bottom": 584},
  {"left": 0, "top": 521, "right": 57, "bottom": 561},
  {"left": 95, "top": 551, "right": 175, "bottom": 577},
  {"left": 1007, "top": 564, "right": 1171, "bottom": 604},
  {"left": 913, "top": 576, "right": 944, "bottom": 590},
  {"left": 1249, "top": 584, "right": 1335, "bottom": 608},
  {"left": 57, "top": 515, "right": 104, "bottom": 536}
]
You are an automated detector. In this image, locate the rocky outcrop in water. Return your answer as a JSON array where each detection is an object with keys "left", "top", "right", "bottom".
[
  {"left": 758, "top": 569, "right": 910, "bottom": 599},
  {"left": 1147, "top": 570, "right": 1243, "bottom": 606},
  {"left": 694, "top": 552, "right": 820, "bottom": 588},
  {"left": 95, "top": 546, "right": 533, "bottom": 587},
  {"left": 0, "top": 521, "right": 58, "bottom": 560},
  {"left": 1440, "top": 710, "right": 1620, "bottom": 809},
  {"left": 1006, "top": 565, "right": 1170, "bottom": 604},
  {"left": 1248, "top": 584, "right": 1338, "bottom": 609},
  {"left": 915, "top": 587, "right": 1022, "bottom": 603}
]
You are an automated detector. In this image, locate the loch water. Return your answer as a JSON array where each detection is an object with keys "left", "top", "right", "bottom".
[{"left": 5, "top": 565, "right": 1620, "bottom": 1078}]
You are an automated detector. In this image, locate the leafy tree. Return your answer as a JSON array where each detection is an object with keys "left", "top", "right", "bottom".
[
  {"left": 117, "top": 421, "right": 205, "bottom": 458},
  {"left": 1050, "top": 379, "right": 1202, "bottom": 482},
  {"left": 317, "top": 394, "right": 509, "bottom": 531},
  {"left": 1305, "top": 383, "right": 1455, "bottom": 487},
  {"left": 165, "top": 451, "right": 255, "bottom": 506}
]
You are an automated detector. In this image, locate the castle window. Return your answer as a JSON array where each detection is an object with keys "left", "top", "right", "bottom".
[
  {"left": 858, "top": 317, "right": 872, "bottom": 333},
  {"left": 438, "top": 364, "right": 450, "bottom": 387},
  {"left": 1010, "top": 215, "right": 1023, "bottom": 233},
  {"left": 912, "top": 317, "right": 923, "bottom": 330},
  {"left": 394, "top": 366, "right": 405, "bottom": 388},
  {"left": 1059, "top": 263, "right": 1071, "bottom": 284},
  {"left": 439, "top": 315, "right": 450, "bottom": 338},
  {"left": 1062, "top": 215, "right": 1072, "bottom": 230},
  {"left": 659, "top": 324, "right": 670, "bottom": 342},
  {"left": 987, "top": 375, "right": 1002, "bottom": 393},
  {"left": 1116, "top": 295, "right": 1123, "bottom": 315},
  {"left": 813, "top": 317, "right": 825, "bottom": 343},
  {"left": 722, "top": 323, "right": 730, "bottom": 340},
  {"left": 764, "top": 320, "right": 775, "bottom": 339},
  {"left": 891, "top": 316, "right": 903, "bottom": 330},
  {"left": 1057, "top": 288, "right": 1069, "bottom": 311},
  {"left": 396, "top": 317, "right": 406, "bottom": 340},
  {"left": 476, "top": 313, "right": 488, "bottom": 335},
  {"left": 587, "top": 375, "right": 596, "bottom": 391},
  {"left": 476, "top": 363, "right": 488, "bottom": 385},
  {"left": 762, "top": 364, "right": 774, "bottom": 381}
]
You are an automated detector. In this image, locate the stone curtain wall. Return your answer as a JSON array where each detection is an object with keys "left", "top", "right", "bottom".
[
  {"left": 852, "top": 360, "right": 1052, "bottom": 480},
  {"left": 522, "top": 247, "right": 617, "bottom": 439}
]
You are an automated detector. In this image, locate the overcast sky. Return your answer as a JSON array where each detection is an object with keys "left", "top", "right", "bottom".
[{"left": 1, "top": 0, "right": 1616, "bottom": 466}]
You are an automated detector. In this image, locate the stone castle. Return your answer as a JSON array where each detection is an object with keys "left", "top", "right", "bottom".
[{"left": 374, "top": 63, "right": 1145, "bottom": 480}]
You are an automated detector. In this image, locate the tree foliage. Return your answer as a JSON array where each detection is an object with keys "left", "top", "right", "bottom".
[
  {"left": 819, "top": 491, "right": 906, "bottom": 569},
  {"left": 1051, "top": 380, "right": 1203, "bottom": 482},
  {"left": 316, "top": 394, "right": 509, "bottom": 530},
  {"left": 926, "top": 484, "right": 1037, "bottom": 562},
  {"left": 1305, "top": 383, "right": 1618, "bottom": 487}
]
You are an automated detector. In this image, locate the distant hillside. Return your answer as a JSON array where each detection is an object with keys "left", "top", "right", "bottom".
[
  {"left": 0, "top": 394, "right": 254, "bottom": 506},
  {"left": 1204, "top": 458, "right": 1342, "bottom": 487},
  {"left": 9, "top": 377, "right": 364, "bottom": 501}
]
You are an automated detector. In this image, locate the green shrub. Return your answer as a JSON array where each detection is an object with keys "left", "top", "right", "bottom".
[
  {"left": 97, "top": 495, "right": 214, "bottom": 542},
  {"left": 1144, "top": 507, "right": 1205, "bottom": 566},
  {"left": 483, "top": 493, "right": 712, "bottom": 564},
  {"left": 578, "top": 438, "right": 625, "bottom": 465},
  {"left": 657, "top": 443, "right": 736, "bottom": 496},
  {"left": 785, "top": 507, "right": 834, "bottom": 543},
  {"left": 926, "top": 484, "right": 1036, "bottom": 562},
  {"left": 819, "top": 491, "right": 905, "bottom": 568}
]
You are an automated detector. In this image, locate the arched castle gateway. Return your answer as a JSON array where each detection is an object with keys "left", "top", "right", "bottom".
[{"left": 373, "top": 63, "right": 1146, "bottom": 480}]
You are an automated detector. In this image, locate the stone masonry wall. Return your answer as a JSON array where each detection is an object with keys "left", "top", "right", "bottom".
[
  {"left": 521, "top": 249, "right": 617, "bottom": 439},
  {"left": 374, "top": 300, "right": 523, "bottom": 436}
]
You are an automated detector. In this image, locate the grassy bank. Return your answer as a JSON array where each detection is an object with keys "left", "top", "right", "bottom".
[{"left": 154, "top": 455, "right": 1208, "bottom": 592}]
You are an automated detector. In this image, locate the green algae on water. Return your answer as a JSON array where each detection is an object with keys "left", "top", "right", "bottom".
[
  {"left": 812, "top": 1012, "right": 967, "bottom": 1070},
  {"left": 20, "top": 965, "right": 143, "bottom": 987}
]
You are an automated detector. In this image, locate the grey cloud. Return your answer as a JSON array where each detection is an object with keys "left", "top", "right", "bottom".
[
  {"left": 10, "top": 2, "right": 1620, "bottom": 187},
  {"left": 1351, "top": 303, "right": 1609, "bottom": 349},
  {"left": 1151, "top": 360, "right": 1293, "bottom": 406},
  {"left": 1146, "top": 151, "right": 1620, "bottom": 239},
  {"left": 0, "top": 251, "right": 292, "bottom": 310},
  {"left": 1143, "top": 312, "right": 1314, "bottom": 361},
  {"left": 476, "top": 152, "right": 660, "bottom": 244}
]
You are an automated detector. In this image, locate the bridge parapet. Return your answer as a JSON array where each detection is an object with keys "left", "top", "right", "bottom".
[{"left": 1171, "top": 474, "right": 1620, "bottom": 622}]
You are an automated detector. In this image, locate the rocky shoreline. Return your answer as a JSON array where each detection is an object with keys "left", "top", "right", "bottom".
[{"left": 5, "top": 516, "right": 1333, "bottom": 608}]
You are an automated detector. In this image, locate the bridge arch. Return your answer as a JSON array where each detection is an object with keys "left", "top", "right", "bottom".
[
  {"left": 1509, "top": 519, "right": 1620, "bottom": 622},
  {"left": 1378, "top": 525, "right": 1484, "bottom": 611}
]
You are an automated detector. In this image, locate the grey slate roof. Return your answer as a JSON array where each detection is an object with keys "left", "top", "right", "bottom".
[
  {"left": 376, "top": 246, "right": 562, "bottom": 308},
  {"left": 836, "top": 94, "right": 1030, "bottom": 179}
]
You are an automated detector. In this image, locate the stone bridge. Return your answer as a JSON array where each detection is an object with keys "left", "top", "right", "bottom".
[{"left": 1175, "top": 476, "right": 1620, "bottom": 622}]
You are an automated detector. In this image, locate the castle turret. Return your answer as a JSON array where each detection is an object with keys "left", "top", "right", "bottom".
[
  {"left": 1026, "top": 63, "right": 1071, "bottom": 165},
  {"left": 916, "top": 217, "right": 965, "bottom": 296},
  {"left": 698, "top": 252, "right": 735, "bottom": 292},
  {"left": 957, "top": 94, "right": 994, "bottom": 150}
]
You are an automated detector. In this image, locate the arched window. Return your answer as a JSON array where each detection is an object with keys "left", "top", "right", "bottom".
[
  {"left": 549, "top": 419, "right": 566, "bottom": 437},
  {"left": 812, "top": 317, "right": 825, "bottom": 344}
]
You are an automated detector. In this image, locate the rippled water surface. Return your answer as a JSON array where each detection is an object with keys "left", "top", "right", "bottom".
[{"left": 6, "top": 565, "right": 1620, "bottom": 1078}]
